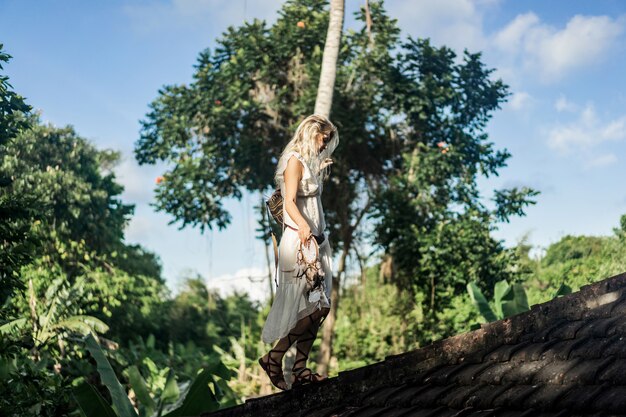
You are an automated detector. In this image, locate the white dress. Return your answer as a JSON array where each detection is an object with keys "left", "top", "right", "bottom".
[{"left": 261, "top": 151, "right": 333, "bottom": 345}]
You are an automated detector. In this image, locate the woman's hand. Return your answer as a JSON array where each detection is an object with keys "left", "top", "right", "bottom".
[
  {"left": 298, "top": 222, "right": 312, "bottom": 246},
  {"left": 320, "top": 158, "right": 333, "bottom": 170}
]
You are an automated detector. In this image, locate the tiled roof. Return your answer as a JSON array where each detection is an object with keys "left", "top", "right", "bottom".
[{"left": 206, "top": 272, "right": 626, "bottom": 417}]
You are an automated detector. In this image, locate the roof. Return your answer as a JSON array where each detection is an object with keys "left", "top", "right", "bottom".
[{"left": 206, "top": 271, "right": 626, "bottom": 417}]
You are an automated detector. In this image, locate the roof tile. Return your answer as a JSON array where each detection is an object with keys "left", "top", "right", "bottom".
[
  {"left": 531, "top": 358, "right": 582, "bottom": 384},
  {"left": 568, "top": 335, "right": 620, "bottom": 359},
  {"left": 561, "top": 357, "right": 613, "bottom": 385},
  {"left": 491, "top": 385, "right": 539, "bottom": 408},
  {"left": 484, "top": 342, "right": 531, "bottom": 362},
  {"left": 501, "top": 360, "right": 548, "bottom": 384},
  {"left": 575, "top": 316, "right": 620, "bottom": 338},
  {"left": 409, "top": 385, "right": 457, "bottom": 407},
  {"left": 384, "top": 384, "right": 432, "bottom": 408},
  {"left": 512, "top": 340, "right": 561, "bottom": 362},
  {"left": 591, "top": 386, "right": 626, "bottom": 413},
  {"left": 555, "top": 385, "right": 606, "bottom": 412},
  {"left": 547, "top": 320, "right": 586, "bottom": 341},
  {"left": 522, "top": 384, "right": 571, "bottom": 410},
  {"left": 450, "top": 363, "right": 493, "bottom": 385},
  {"left": 461, "top": 384, "right": 513, "bottom": 409},
  {"left": 597, "top": 358, "right": 626, "bottom": 384}
]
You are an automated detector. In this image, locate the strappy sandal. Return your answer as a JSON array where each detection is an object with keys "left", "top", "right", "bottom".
[
  {"left": 259, "top": 329, "right": 304, "bottom": 390},
  {"left": 291, "top": 315, "right": 327, "bottom": 388},
  {"left": 258, "top": 349, "right": 288, "bottom": 390}
]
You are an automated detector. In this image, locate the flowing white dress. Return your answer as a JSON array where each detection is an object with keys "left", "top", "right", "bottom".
[{"left": 261, "top": 151, "right": 333, "bottom": 345}]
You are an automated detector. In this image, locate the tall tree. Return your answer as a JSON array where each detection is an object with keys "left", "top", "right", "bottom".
[
  {"left": 0, "top": 44, "right": 35, "bottom": 313},
  {"left": 135, "top": 0, "right": 400, "bottom": 373},
  {"left": 3, "top": 115, "right": 136, "bottom": 275},
  {"left": 371, "top": 39, "right": 538, "bottom": 342},
  {"left": 135, "top": 0, "right": 537, "bottom": 372},
  {"left": 313, "top": 0, "right": 345, "bottom": 376}
]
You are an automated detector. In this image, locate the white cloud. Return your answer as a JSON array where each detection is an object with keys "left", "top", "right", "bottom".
[
  {"left": 493, "top": 12, "right": 539, "bottom": 51},
  {"left": 123, "top": 0, "right": 284, "bottom": 34},
  {"left": 508, "top": 91, "right": 532, "bottom": 111},
  {"left": 385, "top": 0, "right": 498, "bottom": 52},
  {"left": 584, "top": 153, "right": 618, "bottom": 169},
  {"left": 114, "top": 153, "right": 160, "bottom": 205},
  {"left": 493, "top": 13, "right": 625, "bottom": 82},
  {"left": 547, "top": 103, "right": 626, "bottom": 153},
  {"left": 555, "top": 95, "right": 577, "bottom": 112},
  {"left": 208, "top": 266, "right": 271, "bottom": 303},
  {"left": 125, "top": 213, "right": 153, "bottom": 242}
]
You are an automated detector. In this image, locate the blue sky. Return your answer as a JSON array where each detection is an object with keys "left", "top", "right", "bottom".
[{"left": 2, "top": 0, "right": 625, "bottom": 302}]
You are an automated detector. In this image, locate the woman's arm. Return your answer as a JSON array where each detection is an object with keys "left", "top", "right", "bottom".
[{"left": 283, "top": 156, "right": 312, "bottom": 244}]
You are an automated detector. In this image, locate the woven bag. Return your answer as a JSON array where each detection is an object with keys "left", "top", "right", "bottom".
[{"left": 266, "top": 188, "right": 283, "bottom": 226}]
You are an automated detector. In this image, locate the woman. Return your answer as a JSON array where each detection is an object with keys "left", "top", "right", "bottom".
[{"left": 259, "top": 114, "right": 339, "bottom": 390}]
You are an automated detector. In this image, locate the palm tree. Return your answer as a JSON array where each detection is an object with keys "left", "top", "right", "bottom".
[
  {"left": 314, "top": 0, "right": 345, "bottom": 376},
  {"left": 313, "top": 0, "right": 345, "bottom": 117}
]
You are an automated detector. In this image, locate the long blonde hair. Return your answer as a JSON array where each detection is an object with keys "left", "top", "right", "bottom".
[{"left": 275, "top": 114, "right": 339, "bottom": 186}]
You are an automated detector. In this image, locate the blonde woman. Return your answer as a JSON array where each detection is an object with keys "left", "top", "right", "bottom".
[{"left": 259, "top": 114, "right": 339, "bottom": 390}]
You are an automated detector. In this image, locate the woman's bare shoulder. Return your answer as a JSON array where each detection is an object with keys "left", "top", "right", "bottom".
[{"left": 285, "top": 154, "right": 304, "bottom": 177}]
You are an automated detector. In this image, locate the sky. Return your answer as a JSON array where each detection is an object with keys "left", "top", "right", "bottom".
[{"left": 2, "top": 0, "right": 625, "bottom": 303}]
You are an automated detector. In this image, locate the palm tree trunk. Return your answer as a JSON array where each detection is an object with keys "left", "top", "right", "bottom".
[
  {"left": 316, "top": 244, "right": 348, "bottom": 375},
  {"left": 314, "top": 0, "right": 345, "bottom": 117},
  {"left": 314, "top": 0, "right": 345, "bottom": 375}
]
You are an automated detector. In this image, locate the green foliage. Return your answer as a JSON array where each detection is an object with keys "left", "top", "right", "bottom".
[
  {"left": 133, "top": 0, "right": 403, "bottom": 266},
  {"left": 134, "top": 1, "right": 538, "bottom": 353},
  {"left": 73, "top": 383, "right": 119, "bottom": 417},
  {"left": 84, "top": 334, "right": 136, "bottom": 417},
  {"left": 370, "top": 38, "right": 538, "bottom": 339},
  {"left": 3, "top": 115, "right": 134, "bottom": 269},
  {"left": 334, "top": 263, "right": 483, "bottom": 367},
  {"left": 467, "top": 282, "right": 497, "bottom": 322},
  {"left": 164, "top": 276, "right": 262, "bottom": 354},
  {"left": 0, "top": 44, "right": 37, "bottom": 310},
  {"left": 334, "top": 266, "right": 415, "bottom": 366},
  {"left": 0, "top": 355, "right": 74, "bottom": 417},
  {"left": 467, "top": 280, "right": 530, "bottom": 323},
  {"left": 0, "top": 44, "right": 31, "bottom": 144},
  {"left": 524, "top": 217, "right": 626, "bottom": 306},
  {"left": 77, "top": 333, "right": 237, "bottom": 417},
  {"left": 542, "top": 235, "right": 604, "bottom": 266}
]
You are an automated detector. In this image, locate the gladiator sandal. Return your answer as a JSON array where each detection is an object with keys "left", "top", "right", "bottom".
[
  {"left": 259, "top": 331, "right": 302, "bottom": 390},
  {"left": 291, "top": 315, "right": 327, "bottom": 387}
]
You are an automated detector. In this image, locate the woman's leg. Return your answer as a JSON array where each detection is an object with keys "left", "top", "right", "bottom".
[
  {"left": 261, "top": 308, "right": 328, "bottom": 389},
  {"left": 292, "top": 307, "right": 330, "bottom": 381}
]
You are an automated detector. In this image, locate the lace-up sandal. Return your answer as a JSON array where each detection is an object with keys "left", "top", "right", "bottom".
[
  {"left": 293, "top": 366, "right": 326, "bottom": 387},
  {"left": 291, "top": 315, "right": 327, "bottom": 387},
  {"left": 258, "top": 348, "right": 288, "bottom": 390},
  {"left": 259, "top": 331, "right": 303, "bottom": 390}
]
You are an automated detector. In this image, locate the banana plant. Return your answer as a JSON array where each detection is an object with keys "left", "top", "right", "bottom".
[
  {"left": 467, "top": 280, "right": 530, "bottom": 323},
  {"left": 0, "top": 276, "right": 108, "bottom": 362},
  {"left": 72, "top": 333, "right": 237, "bottom": 417}
]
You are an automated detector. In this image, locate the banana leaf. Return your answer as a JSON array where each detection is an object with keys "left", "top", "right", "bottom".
[
  {"left": 162, "top": 368, "right": 219, "bottom": 417},
  {"left": 493, "top": 280, "right": 511, "bottom": 319},
  {"left": 467, "top": 282, "right": 497, "bottom": 323},
  {"left": 554, "top": 283, "right": 572, "bottom": 298},
  {"left": 501, "top": 283, "right": 530, "bottom": 318},
  {"left": 72, "top": 382, "right": 119, "bottom": 417},
  {"left": 160, "top": 369, "right": 180, "bottom": 405},
  {"left": 0, "top": 317, "right": 27, "bottom": 335},
  {"left": 84, "top": 333, "right": 137, "bottom": 417},
  {"left": 127, "top": 365, "right": 156, "bottom": 417}
]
